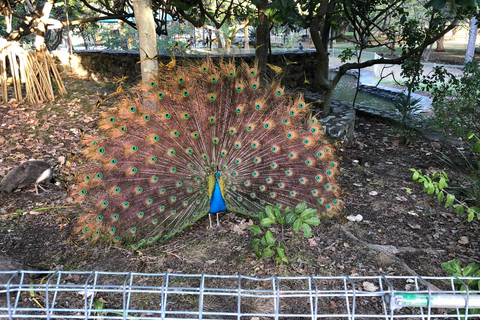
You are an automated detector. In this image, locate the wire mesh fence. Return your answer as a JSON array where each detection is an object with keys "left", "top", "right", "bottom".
[{"left": 1, "top": 270, "right": 479, "bottom": 320}]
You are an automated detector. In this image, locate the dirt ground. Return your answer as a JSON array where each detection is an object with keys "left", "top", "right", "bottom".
[{"left": 0, "top": 74, "right": 477, "bottom": 279}]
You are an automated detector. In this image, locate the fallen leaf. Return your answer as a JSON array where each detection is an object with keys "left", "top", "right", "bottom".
[
  {"left": 407, "top": 223, "right": 421, "bottom": 230},
  {"left": 458, "top": 236, "right": 469, "bottom": 245},
  {"left": 363, "top": 281, "right": 379, "bottom": 292},
  {"left": 369, "top": 191, "right": 378, "bottom": 196}
]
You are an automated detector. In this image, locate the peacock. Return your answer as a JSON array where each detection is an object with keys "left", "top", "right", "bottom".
[{"left": 74, "top": 58, "right": 342, "bottom": 249}]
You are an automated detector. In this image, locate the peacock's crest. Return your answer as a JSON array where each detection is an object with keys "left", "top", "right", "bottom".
[{"left": 73, "top": 58, "right": 342, "bottom": 249}]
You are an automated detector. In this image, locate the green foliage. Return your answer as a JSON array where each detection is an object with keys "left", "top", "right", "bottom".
[
  {"left": 442, "top": 259, "right": 480, "bottom": 314},
  {"left": 423, "top": 61, "right": 480, "bottom": 138},
  {"left": 393, "top": 93, "right": 423, "bottom": 138},
  {"left": 249, "top": 203, "right": 320, "bottom": 264},
  {"left": 338, "top": 48, "right": 356, "bottom": 63},
  {"left": 410, "top": 138, "right": 480, "bottom": 223}
]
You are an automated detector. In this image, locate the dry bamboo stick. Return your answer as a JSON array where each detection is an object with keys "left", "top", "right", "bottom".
[
  {"left": 25, "top": 52, "right": 46, "bottom": 102},
  {"left": 8, "top": 49, "right": 22, "bottom": 101},
  {"left": 21, "top": 53, "right": 39, "bottom": 103},
  {"left": 0, "top": 52, "right": 8, "bottom": 103},
  {"left": 38, "top": 49, "right": 54, "bottom": 99},
  {"left": 45, "top": 51, "right": 66, "bottom": 95}
]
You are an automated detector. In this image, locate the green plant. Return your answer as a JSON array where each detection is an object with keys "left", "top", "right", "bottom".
[
  {"left": 411, "top": 133, "right": 480, "bottom": 222},
  {"left": 423, "top": 60, "right": 480, "bottom": 138},
  {"left": 249, "top": 203, "right": 320, "bottom": 264},
  {"left": 393, "top": 93, "right": 423, "bottom": 125},
  {"left": 442, "top": 259, "right": 480, "bottom": 315}
]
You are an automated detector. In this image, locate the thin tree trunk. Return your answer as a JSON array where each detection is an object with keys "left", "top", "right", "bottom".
[
  {"left": 435, "top": 36, "right": 445, "bottom": 52},
  {"left": 244, "top": 24, "right": 250, "bottom": 51},
  {"left": 132, "top": 0, "right": 158, "bottom": 82},
  {"left": 35, "top": 0, "right": 54, "bottom": 50},
  {"left": 256, "top": 0, "right": 269, "bottom": 74},
  {"left": 465, "top": 16, "right": 478, "bottom": 64}
]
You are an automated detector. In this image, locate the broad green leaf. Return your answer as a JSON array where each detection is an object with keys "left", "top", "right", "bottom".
[
  {"left": 266, "top": 206, "right": 275, "bottom": 220},
  {"left": 285, "top": 212, "right": 296, "bottom": 224},
  {"left": 432, "top": 172, "right": 440, "bottom": 180},
  {"left": 427, "top": 184, "right": 435, "bottom": 195},
  {"left": 442, "top": 259, "right": 462, "bottom": 275},
  {"left": 261, "top": 235, "right": 267, "bottom": 246},
  {"left": 303, "top": 224, "right": 312, "bottom": 238},
  {"left": 253, "top": 245, "right": 261, "bottom": 257},
  {"left": 463, "top": 263, "right": 480, "bottom": 277},
  {"left": 262, "top": 246, "right": 275, "bottom": 258},
  {"left": 250, "top": 225, "right": 263, "bottom": 234},
  {"left": 265, "top": 230, "right": 275, "bottom": 246},
  {"left": 474, "top": 141, "right": 480, "bottom": 152},
  {"left": 277, "top": 247, "right": 289, "bottom": 263},
  {"left": 300, "top": 208, "right": 317, "bottom": 219},
  {"left": 293, "top": 219, "right": 303, "bottom": 233},
  {"left": 94, "top": 299, "right": 104, "bottom": 310},
  {"left": 437, "top": 191, "right": 445, "bottom": 201},
  {"left": 258, "top": 211, "right": 266, "bottom": 220},
  {"left": 294, "top": 202, "right": 307, "bottom": 214},
  {"left": 412, "top": 170, "right": 420, "bottom": 181},
  {"left": 250, "top": 238, "right": 260, "bottom": 245},
  {"left": 445, "top": 194, "right": 455, "bottom": 208},
  {"left": 275, "top": 209, "right": 284, "bottom": 224},
  {"left": 304, "top": 217, "right": 321, "bottom": 226},
  {"left": 456, "top": 205, "right": 464, "bottom": 215},
  {"left": 467, "top": 132, "right": 475, "bottom": 139},
  {"left": 260, "top": 217, "right": 275, "bottom": 227},
  {"left": 438, "top": 177, "right": 448, "bottom": 189},
  {"left": 468, "top": 208, "right": 475, "bottom": 222}
]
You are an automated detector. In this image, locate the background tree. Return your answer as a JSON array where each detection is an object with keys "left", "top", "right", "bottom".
[
  {"left": 266, "top": 0, "right": 469, "bottom": 115},
  {"left": 465, "top": 15, "right": 478, "bottom": 63},
  {"left": 132, "top": 0, "right": 158, "bottom": 82}
]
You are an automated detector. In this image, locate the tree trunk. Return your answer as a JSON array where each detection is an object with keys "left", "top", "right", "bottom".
[
  {"left": 35, "top": 0, "right": 54, "bottom": 50},
  {"left": 256, "top": 0, "right": 269, "bottom": 74},
  {"left": 309, "top": 1, "right": 333, "bottom": 116},
  {"left": 244, "top": 24, "right": 250, "bottom": 50},
  {"left": 216, "top": 31, "right": 223, "bottom": 49},
  {"left": 435, "top": 36, "right": 445, "bottom": 52},
  {"left": 465, "top": 16, "right": 478, "bottom": 64},
  {"left": 132, "top": 0, "right": 158, "bottom": 82},
  {"left": 451, "top": 28, "right": 457, "bottom": 40}
]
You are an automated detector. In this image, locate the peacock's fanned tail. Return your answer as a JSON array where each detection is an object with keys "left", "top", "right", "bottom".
[{"left": 73, "top": 58, "right": 342, "bottom": 249}]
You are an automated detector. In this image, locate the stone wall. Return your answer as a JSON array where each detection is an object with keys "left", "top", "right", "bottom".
[{"left": 52, "top": 49, "right": 319, "bottom": 86}]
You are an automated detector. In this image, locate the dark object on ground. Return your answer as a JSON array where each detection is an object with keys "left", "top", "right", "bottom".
[{"left": 0, "top": 161, "right": 54, "bottom": 195}]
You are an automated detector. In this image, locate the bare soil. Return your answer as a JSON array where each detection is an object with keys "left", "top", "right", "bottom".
[{"left": 0, "top": 62, "right": 479, "bottom": 318}]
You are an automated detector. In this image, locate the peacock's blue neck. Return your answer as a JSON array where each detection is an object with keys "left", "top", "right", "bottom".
[{"left": 209, "top": 176, "right": 226, "bottom": 214}]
